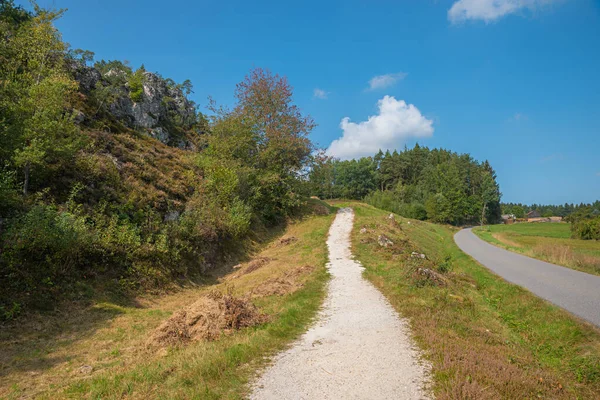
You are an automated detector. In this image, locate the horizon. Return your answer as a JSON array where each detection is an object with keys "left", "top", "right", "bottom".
[{"left": 18, "top": 0, "right": 600, "bottom": 205}]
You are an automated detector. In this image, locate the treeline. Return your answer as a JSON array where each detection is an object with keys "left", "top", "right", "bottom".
[
  {"left": 309, "top": 145, "right": 502, "bottom": 225},
  {"left": 501, "top": 201, "right": 600, "bottom": 219},
  {"left": 0, "top": 2, "right": 314, "bottom": 318}
]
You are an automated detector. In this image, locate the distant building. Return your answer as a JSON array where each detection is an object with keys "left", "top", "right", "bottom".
[
  {"left": 526, "top": 210, "right": 541, "bottom": 219},
  {"left": 501, "top": 214, "right": 516, "bottom": 224}
]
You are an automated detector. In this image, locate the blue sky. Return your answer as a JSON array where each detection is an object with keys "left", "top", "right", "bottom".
[{"left": 21, "top": 0, "right": 600, "bottom": 204}]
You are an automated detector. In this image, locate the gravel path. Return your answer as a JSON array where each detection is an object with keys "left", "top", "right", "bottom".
[
  {"left": 250, "top": 208, "right": 430, "bottom": 400},
  {"left": 455, "top": 228, "right": 600, "bottom": 327}
]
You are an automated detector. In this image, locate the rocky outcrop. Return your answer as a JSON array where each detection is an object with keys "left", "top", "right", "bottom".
[
  {"left": 69, "top": 61, "right": 197, "bottom": 148},
  {"left": 68, "top": 60, "right": 101, "bottom": 94}
]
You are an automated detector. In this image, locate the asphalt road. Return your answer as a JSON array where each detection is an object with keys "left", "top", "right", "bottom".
[{"left": 455, "top": 228, "right": 600, "bottom": 328}]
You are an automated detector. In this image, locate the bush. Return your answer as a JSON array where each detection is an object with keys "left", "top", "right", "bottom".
[
  {"left": 0, "top": 204, "right": 94, "bottom": 307},
  {"left": 572, "top": 217, "right": 600, "bottom": 240},
  {"left": 128, "top": 67, "right": 145, "bottom": 103}
]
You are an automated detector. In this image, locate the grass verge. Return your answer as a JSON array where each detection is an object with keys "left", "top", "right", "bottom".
[
  {"left": 473, "top": 223, "right": 600, "bottom": 276},
  {"left": 332, "top": 200, "right": 600, "bottom": 399},
  {"left": 0, "top": 200, "right": 336, "bottom": 400}
]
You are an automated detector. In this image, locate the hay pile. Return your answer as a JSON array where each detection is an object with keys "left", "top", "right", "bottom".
[
  {"left": 149, "top": 290, "right": 267, "bottom": 346},
  {"left": 252, "top": 265, "right": 314, "bottom": 297},
  {"left": 243, "top": 257, "right": 271, "bottom": 275},
  {"left": 277, "top": 236, "right": 298, "bottom": 246}
]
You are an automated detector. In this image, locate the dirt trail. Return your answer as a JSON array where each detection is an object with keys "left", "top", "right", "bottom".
[{"left": 250, "top": 208, "right": 430, "bottom": 399}]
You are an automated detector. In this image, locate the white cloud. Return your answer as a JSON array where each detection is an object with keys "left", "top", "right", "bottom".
[
  {"left": 367, "top": 72, "right": 407, "bottom": 91},
  {"left": 313, "top": 88, "right": 329, "bottom": 99},
  {"left": 448, "top": 0, "right": 559, "bottom": 23},
  {"left": 326, "top": 96, "right": 434, "bottom": 160}
]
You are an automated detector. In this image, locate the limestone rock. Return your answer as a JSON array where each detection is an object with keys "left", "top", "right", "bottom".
[
  {"left": 71, "top": 65, "right": 197, "bottom": 147},
  {"left": 79, "top": 365, "right": 93, "bottom": 375},
  {"left": 67, "top": 60, "right": 101, "bottom": 93},
  {"left": 411, "top": 252, "right": 427, "bottom": 259},
  {"left": 378, "top": 235, "right": 394, "bottom": 248}
]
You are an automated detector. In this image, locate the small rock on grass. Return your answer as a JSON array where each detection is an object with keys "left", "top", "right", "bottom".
[
  {"left": 411, "top": 252, "right": 426, "bottom": 259},
  {"left": 79, "top": 365, "right": 93, "bottom": 375},
  {"left": 378, "top": 235, "right": 394, "bottom": 247}
]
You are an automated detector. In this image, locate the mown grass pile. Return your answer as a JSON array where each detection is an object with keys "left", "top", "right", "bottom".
[{"left": 335, "top": 201, "right": 600, "bottom": 399}]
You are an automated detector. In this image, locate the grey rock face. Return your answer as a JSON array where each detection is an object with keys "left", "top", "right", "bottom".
[
  {"left": 68, "top": 60, "right": 101, "bottom": 93},
  {"left": 72, "top": 65, "right": 196, "bottom": 147},
  {"left": 149, "top": 127, "right": 169, "bottom": 143}
]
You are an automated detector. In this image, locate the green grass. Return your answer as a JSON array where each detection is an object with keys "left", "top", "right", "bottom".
[
  {"left": 474, "top": 223, "right": 600, "bottom": 276},
  {"left": 0, "top": 200, "right": 336, "bottom": 400},
  {"left": 480, "top": 222, "right": 572, "bottom": 238},
  {"left": 332, "top": 200, "right": 600, "bottom": 399}
]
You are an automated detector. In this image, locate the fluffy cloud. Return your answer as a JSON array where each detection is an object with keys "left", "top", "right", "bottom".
[
  {"left": 448, "top": 0, "right": 558, "bottom": 23},
  {"left": 367, "top": 72, "right": 407, "bottom": 91},
  {"left": 313, "top": 88, "right": 329, "bottom": 99},
  {"left": 327, "top": 96, "right": 434, "bottom": 160}
]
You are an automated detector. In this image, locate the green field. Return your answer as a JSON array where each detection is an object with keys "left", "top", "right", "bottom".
[
  {"left": 474, "top": 223, "right": 600, "bottom": 276},
  {"left": 331, "top": 201, "right": 600, "bottom": 399},
  {"left": 487, "top": 222, "right": 572, "bottom": 238}
]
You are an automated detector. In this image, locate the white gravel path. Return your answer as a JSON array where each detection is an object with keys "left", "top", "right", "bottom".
[{"left": 250, "top": 208, "right": 430, "bottom": 400}]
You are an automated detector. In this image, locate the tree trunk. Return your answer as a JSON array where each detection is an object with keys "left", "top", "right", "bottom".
[
  {"left": 480, "top": 203, "right": 486, "bottom": 227},
  {"left": 23, "top": 162, "right": 30, "bottom": 196}
]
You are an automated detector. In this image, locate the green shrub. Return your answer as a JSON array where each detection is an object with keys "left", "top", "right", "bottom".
[
  {"left": 572, "top": 216, "right": 600, "bottom": 240},
  {"left": 128, "top": 67, "right": 145, "bottom": 103},
  {"left": 0, "top": 204, "right": 94, "bottom": 303}
]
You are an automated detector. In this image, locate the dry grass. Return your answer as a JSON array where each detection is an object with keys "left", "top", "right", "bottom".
[
  {"left": 0, "top": 200, "right": 335, "bottom": 399},
  {"left": 476, "top": 225, "right": 600, "bottom": 276},
  {"left": 75, "top": 130, "right": 200, "bottom": 211},
  {"left": 332, "top": 200, "right": 600, "bottom": 399},
  {"left": 148, "top": 289, "right": 268, "bottom": 346}
]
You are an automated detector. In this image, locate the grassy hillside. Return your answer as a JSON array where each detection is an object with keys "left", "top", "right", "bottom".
[
  {"left": 0, "top": 0, "right": 318, "bottom": 318},
  {"left": 0, "top": 200, "right": 335, "bottom": 399},
  {"left": 474, "top": 223, "right": 600, "bottom": 276},
  {"left": 332, "top": 201, "right": 600, "bottom": 399}
]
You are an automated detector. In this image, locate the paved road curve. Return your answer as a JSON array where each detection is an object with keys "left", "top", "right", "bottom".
[{"left": 455, "top": 228, "right": 600, "bottom": 328}]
